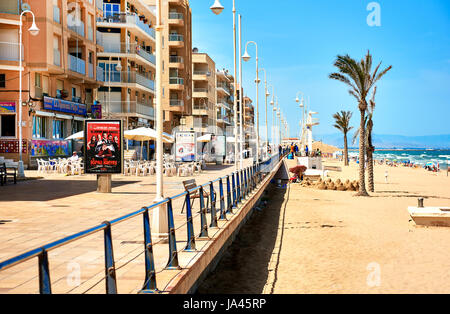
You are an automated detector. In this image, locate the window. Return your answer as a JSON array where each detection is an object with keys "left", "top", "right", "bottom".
[
  {"left": 103, "top": 3, "right": 119, "bottom": 18},
  {"left": 0, "top": 115, "right": 15, "bottom": 137},
  {"left": 33, "top": 116, "right": 47, "bottom": 138},
  {"left": 52, "top": 120, "right": 65, "bottom": 139},
  {"left": 73, "top": 121, "right": 83, "bottom": 133},
  {"left": 35, "top": 73, "right": 41, "bottom": 87},
  {"left": 0, "top": 74, "right": 5, "bottom": 88}
]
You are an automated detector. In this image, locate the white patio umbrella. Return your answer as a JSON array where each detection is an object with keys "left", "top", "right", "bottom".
[
  {"left": 124, "top": 127, "right": 174, "bottom": 159},
  {"left": 65, "top": 131, "right": 84, "bottom": 140},
  {"left": 197, "top": 134, "right": 212, "bottom": 143}
]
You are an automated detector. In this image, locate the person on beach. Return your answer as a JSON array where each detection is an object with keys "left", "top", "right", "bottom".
[{"left": 385, "top": 170, "right": 389, "bottom": 183}]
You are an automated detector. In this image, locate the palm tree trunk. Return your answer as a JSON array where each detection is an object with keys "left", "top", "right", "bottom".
[
  {"left": 344, "top": 133, "right": 349, "bottom": 166},
  {"left": 367, "top": 149, "right": 374, "bottom": 192},
  {"left": 356, "top": 110, "right": 369, "bottom": 196}
]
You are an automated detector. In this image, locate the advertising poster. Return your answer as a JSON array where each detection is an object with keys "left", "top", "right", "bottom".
[
  {"left": 84, "top": 120, "right": 122, "bottom": 174},
  {"left": 91, "top": 104, "right": 102, "bottom": 119},
  {"left": 0, "top": 102, "right": 15, "bottom": 113},
  {"left": 175, "top": 132, "right": 196, "bottom": 162},
  {"left": 211, "top": 135, "right": 226, "bottom": 157},
  {"left": 31, "top": 140, "right": 70, "bottom": 157}
]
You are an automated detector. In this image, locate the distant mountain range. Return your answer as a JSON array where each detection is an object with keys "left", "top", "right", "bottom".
[{"left": 314, "top": 133, "right": 450, "bottom": 149}]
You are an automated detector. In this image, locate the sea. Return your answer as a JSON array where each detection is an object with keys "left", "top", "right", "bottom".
[{"left": 348, "top": 149, "right": 450, "bottom": 169}]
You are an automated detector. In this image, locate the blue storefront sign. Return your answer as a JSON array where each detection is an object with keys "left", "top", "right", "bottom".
[{"left": 43, "top": 96, "right": 87, "bottom": 116}]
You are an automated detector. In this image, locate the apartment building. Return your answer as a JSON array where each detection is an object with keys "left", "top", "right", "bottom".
[
  {"left": 243, "top": 95, "right": 255, "bottom": 151},
  {"left": 215, "top": 68, "right": 234, "bottom": 136},
  {"left": 96, "top": 0, "right": 156, "bottom": 131},
  {"left": 191, "top": 50, "right": 216, "bottom": 135},
  {"left": 145, "top": 0, "right": 192, "bottom": 134},
  {"left": 0, "top": 0, "right": 103, "bottom": 167}
]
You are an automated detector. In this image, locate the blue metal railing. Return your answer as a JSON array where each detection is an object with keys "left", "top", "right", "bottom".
[{"left": 0, "top": 155, "right": 282, "bottom": 294}]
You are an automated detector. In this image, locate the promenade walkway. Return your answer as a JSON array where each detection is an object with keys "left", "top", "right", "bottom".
[
  {"left": 0, "top": 160, "right": 254, "bottom": 293},
  {"left": 199, "top": 158, "right": 450, "bottom": 294}
]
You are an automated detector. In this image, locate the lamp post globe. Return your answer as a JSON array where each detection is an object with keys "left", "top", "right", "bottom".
[{"left": 210, "top": 0, "right": 224, "bottom": 15}]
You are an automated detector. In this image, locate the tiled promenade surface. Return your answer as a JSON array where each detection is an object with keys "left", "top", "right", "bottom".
[{"left": 0, "top": 160, "right": 254, "bottom": 294}]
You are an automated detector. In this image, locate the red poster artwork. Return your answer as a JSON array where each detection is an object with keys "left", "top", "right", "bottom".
[{"left": 84, "top": 120, "right": 122, "bottom": 174}]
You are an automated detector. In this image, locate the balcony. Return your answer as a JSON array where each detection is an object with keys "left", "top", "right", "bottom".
[
  {"left": 53, "top": 49, "right": 61, "bottom": 67},
  {"left": 169, "top": 55, "right": 184, "bottom": 69},
  {"left": 193, "top": 88, "right": 208, "bottom": 98},
  {"left": 0, "top": 0, "right": 20, "bottom": 15},
  {"left": 217, "top": 101, "right": 230, "bottom": 111},
  {"left": 168, "top": 12, "right": 184, "bottom": 25},
  {"left": 97, "top": 13, "right": 155, "bottom": 41},
  {"left": 193, "top": 70, "right": 210, "bottom": 81},
  {"left": 68, "top": 54, "right": 86, "bottom": 75},
  {"left": 88, "top": 63, "right": 94, "bottom": 78},
  {"left": 216, "top": 83, "right": 230, "bottom": 95},
  {"left": 96, "top": 31, "right": 103, "bottom": 45},
  {"left": 169, "top": 99, "right": 184, "bottom": 107},
  {"left": 88, "top": 27, "right": 94, "bottom": 41},
  {"left": 102, "top": 101, "right": 154, "bottom": 119},
  {"left": 96, "top": 66, "right": 104, "bottom": 81},
  {"left": 98, "top": 42, "right": 156, "bottom": 66},
  {"left": 169, "top": 77, "right": 184, "bottom": 90},
  {"left": 102, "top": 71, "right": 155, "bottom": 92},
  {"left": 96, "top": 0, "right": 103, "bottom": 11},
  {"left": 0, "top": 42, "right": 22, "bottom": 62},
  {"left": 68, "top": 20, "right": 85, "bottom": 37},
  {"left": 168, "top": 34, "right": 184, "bottom": 47},
  {"left": 53, "top": 6, "right": 61, "bottom": 23}
]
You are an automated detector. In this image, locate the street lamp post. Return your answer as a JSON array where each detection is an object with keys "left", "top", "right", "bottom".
[
  {"left": 238, "top": 14, "right": 244, "bottom": 170},
  {"left": 242, "top": 41, "right": 260, "bottom": 163},
  {"left": 270, "top": 90, "right": 275, "bottom": 151},
  {"left": 295, "top": 91, "right": 305, "bottom": 148},
  {"left": 152, "top": 0, "right": 168, "bottom": 238},
  {"left": 18, "top": 10, "right": 39, "bottom": 178},
  {"left": 210, "top": 0, "right": 240, "bottom": 170},
  {"left": 259, "top": 69, "right": 269, "bottom": 159}
]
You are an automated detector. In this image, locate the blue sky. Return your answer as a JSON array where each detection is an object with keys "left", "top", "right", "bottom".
[{"left": 189, "top": 0, "right": 450, "bottom": 139}]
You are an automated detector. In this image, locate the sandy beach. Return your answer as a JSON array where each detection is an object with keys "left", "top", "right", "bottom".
[{"left": 198, "top": 157, "right": 450, "bottom": 294}]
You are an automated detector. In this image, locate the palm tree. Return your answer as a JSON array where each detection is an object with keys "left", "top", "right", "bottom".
[
  {"left": 352, "top": 87, "right": 377, "bottom": 192},
  {"left": 329, "top": 51, "right": 392, "bottom": 196},
  {"left": 366, "top": 87, "right": 376, "bottom": 192},
  {"left": 332, "top": 111, "right": 353, "bottom": 166}
]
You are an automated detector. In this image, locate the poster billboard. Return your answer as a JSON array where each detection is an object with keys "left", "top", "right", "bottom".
[
  {"left": 91, "top": 104, "right": 102, "bottom": 119},
  {"left": 84, "top": 120, "right": 123, "bottom": 174},
  {"left": 31, "top": 140, "right": 70, "bottom": 157},
  {"left": 175, "top": 132, "right": 196, "bottom": 162},
  {"left": 211, "top": 135, "right": 226, "bottom": 157},
  {"left": 0, "top": 102, "right": 15, "bottom": 113}
]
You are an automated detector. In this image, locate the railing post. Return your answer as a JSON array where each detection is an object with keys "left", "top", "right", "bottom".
[
  {"left": 250, "top": 166, "right": 254, "bottom": 191},
  {"left": 103, "top": 221, "right": 117, "bottom": 294},
  {"left": 198, "top": 186, "right": 209, "bottom": 238},
  {"left": 142, "top": 209, "right": 157, "bottom": 291},
  {"left": 38, "top": 248, "right": 52, "bottom": 294},
  {"left": 241, "top": 169, "right": 245, "bottom": 202},
  {"left": 219, "top": 178, "right": 227, "bottom": 220},
  {"left": 236, "top": 171, "right": 241, "bottom": 204},
  {"left": 228, "top": 175, "right": 235, "bottom": 213},
  {"left": 166, "top": 199, "right": 180, "bottom": 270},
  {"left": 209, "top": 182, "right": 218, "bottom": 228},
  {"left": 184, "top": 192, "right": 196, "bottom": 252},
  {"left": 231, "top": 172, "right": 237, "bottom": 209},
  {"left": 252, "top": 165, "right": 256, "bottom": 188},
  {"left": 244, "top": 168, "right": 248, "bottom": 198}
]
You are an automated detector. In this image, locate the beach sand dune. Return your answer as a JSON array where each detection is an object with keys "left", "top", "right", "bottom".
[{"left": 198, "top": 158, "right": 450, "bottom": 294}]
